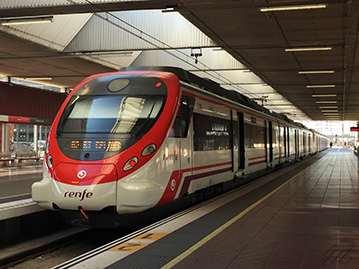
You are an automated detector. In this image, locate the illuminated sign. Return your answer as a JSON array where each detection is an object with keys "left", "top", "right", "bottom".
[
  {"left": 67, "top": 140, "right": 121, "bottom": 151},
  {"left": 350, "top": 127, "right": 359, "bottom": 131}
]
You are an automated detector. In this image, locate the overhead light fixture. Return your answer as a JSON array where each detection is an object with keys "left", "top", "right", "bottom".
[
  {"left": 319, "top": 106, "right": 338, "bottom": 109},
  {"left": 285, "top": 47, "right": 332, "bottom": 52},
  {"left": 260, "top": 4, "right": 327, "bottom": 12},
  {"left": 78, "top": 51, "right": 134, "bottom": 58},
  {"left": 25, "top": 77, "right": 53, "bottom": 81},
  {"left": 312, "top": 94, "right": 337, "bottom": 97},
  {"left": 322, "top": 110, "right": 338, "bottom": 112},
  {"left": 307, "top": 85, "right": 335, "bottom": 88},
  {"left": 162, "top": 7, "right": 176, "bottom": 13},
  {"left": 299, "top": 70, "right": 334, "bottom": 74},
  {"left": 1, "top": 16, "right": 53, "bottom": 26},
  {"left": 316, "top": 101, "right": 337, "bottom": 104}
]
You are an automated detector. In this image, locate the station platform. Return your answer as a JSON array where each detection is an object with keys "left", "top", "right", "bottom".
[
  {"left": 58, "top": 147, "right": 359, "bottom": 269},
  {"left": 0, "top": 164, "right": 42, "bottom": 204},
  {"left": 0, "top": 164, "right": 43, "bottom": 224}
]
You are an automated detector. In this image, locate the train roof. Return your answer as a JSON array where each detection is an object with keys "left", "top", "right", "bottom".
[{"left": 120, "top": 66, "right": 305, "bottom": 128}]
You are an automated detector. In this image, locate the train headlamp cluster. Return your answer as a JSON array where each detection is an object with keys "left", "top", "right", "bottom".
[
  {"left": 141, "top": 144, "right": 156, "bottom": 156},
  {"left": 47, "top": 154, "right": 53, "bottom": 169},
  {"left": 123, "top": 144, "right": 157, "bottom": 172},
  {"left": 45, "top": 141, "right": 53, "bottom": 169},
  {"left": 123, "top": 157, "right": 139, "bottom": 171}
]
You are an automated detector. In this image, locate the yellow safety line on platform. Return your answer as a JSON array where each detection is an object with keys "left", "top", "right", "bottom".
[
  {"left": 0, "top": 193, "right": 31, "bottom": 200},
  {"left": 161, "top": 158, "right": 321, "bottom": 269}
]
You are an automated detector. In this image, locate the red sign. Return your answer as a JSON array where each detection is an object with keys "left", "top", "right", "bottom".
[{"left": 350, "top": 127, "right": 359, "bottom": 131}]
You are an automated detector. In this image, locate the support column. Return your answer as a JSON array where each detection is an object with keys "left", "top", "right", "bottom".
[
  {"left": 34, "top": 125, "right": 38, "bottom": 155},
  {"left": 2, "top": 123, "right": 10, "bottom": 152}
]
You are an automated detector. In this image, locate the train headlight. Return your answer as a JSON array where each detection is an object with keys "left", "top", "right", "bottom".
[
  {"left": 47, "top": 154, "right": 53, "bottom": 169},
  {"left": 123, "top": 157, "right": 138, "bottom": 171},
  {"left": 141, "top": 144, "right": 156, "bottom": 157}
]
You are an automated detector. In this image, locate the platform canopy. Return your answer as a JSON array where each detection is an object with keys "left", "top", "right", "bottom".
[{"left": 0, "top": 0, "right": 356, "bottom": 121}]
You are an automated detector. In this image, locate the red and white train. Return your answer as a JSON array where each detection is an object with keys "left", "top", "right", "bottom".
[{"left": 32, "top": 67, "right": 328, "bottom": 226}]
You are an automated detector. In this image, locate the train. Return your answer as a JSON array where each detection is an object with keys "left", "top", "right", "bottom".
[{"left": 32, "top": 66, "right": 328, "bottom": 227}]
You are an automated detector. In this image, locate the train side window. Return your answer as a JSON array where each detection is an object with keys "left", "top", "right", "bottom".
[
  {"left": 172, "top": 95, "right": 195, "bottom": 138},
  {"left": 193, "top": 113, "right": 231, "bottom": 151},
  {"left": 244, "top": 123, "right": 265, "bottom": 149}
]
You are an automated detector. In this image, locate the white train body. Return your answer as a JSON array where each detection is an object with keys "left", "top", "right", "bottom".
[{"left": 32, "top": 67, "right": 328, "bottom": 226}]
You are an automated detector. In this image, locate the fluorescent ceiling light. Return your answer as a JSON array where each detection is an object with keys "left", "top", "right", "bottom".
[
  {"left": 319, "top": 106, "right": 338, "bottom": 109},
  {"left": 298, "top": 70, "right": 334, "bottom": 74},
  {"left": 307, "top": 85, "right": 335, "bottom": 88},
  {"left": 322, "top": 110, "right": 338, "bottom": 112},
  {"left": 1, "top": 16, "right": 53, "bottom": 26},
  {"left": 162, "top": 7, "right": 176, "bottom": 13},
  {"left": 312, "top": 94, "right": 336, "bottom": 97},
  {"left": 80, "top": 51, "right": 133, "bottom": 57},
  {"left": 26, "top": 77, "right": 53, "bottom": 81},
  {"left": 260, "top": 4, "right": 327, "bottom": 12},
  {"left": 316, "top": 101, "right": 337, "bottom": 104},
  {"left": 285, "top": 47, "right": 332, "bottom": 52}
]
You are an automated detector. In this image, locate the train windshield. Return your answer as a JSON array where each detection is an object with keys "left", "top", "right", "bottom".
[
  {"left": 59, "top": 95, "right": 164, "bottom": 135},
  {"left": 56, "top": 75, "right": 168, "bottom": 160}
]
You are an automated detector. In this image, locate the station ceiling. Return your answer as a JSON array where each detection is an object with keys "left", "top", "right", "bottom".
[{"left": 0, "top": 0, "right": 357, "bottom": 122}]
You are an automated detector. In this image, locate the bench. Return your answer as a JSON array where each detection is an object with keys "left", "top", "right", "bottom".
[
  {"left": 0, "top": 152, "right": 15, "bottom": 166},
  {"left": 16, "top": 151, "right": 40, "bottom": 165}
]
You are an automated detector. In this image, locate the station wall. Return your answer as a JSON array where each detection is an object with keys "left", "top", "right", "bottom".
[
  {"left": 0, "top": 81, "right": 66, "bottom": 122},
  {"left": 0, "top": 82, "right": 67, "bottom": 153}
]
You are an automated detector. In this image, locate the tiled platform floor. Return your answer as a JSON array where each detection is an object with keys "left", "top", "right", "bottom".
[{"left": 175, "top": 148, "right": 359, "bottom": 268}]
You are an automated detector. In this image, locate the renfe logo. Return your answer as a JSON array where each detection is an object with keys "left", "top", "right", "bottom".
[
  {"left": 64, "top": 189, "right": 93, "bottom": 201},
  {"left": 77, "top": 170, "right": 87, "bottom": 179}
]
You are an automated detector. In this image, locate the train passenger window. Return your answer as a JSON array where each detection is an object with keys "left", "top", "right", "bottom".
[
  {"left": 244, "top": 123, "right": 265, "bottom": 149},
  {"left": 172, "top": 95, "right": 194, "bottom": 138},
  {"left": 193, "top": 113, "right": 231, "bottom": 151}
]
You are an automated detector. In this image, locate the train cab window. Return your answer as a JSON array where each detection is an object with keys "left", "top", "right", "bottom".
[
  {"left": 59, "top": 96, "right": 164, "bottom": 136},
  {"left": 172, "top": 95, "right": 194, "bottom": 138}
]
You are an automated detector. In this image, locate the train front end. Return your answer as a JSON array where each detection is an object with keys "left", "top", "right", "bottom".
[{"left": 32, "top": 71, "right": 179, "bottom": 225}]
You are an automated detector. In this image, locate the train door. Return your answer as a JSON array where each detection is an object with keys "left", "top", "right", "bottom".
[
  {"left": 295, "top": 129, "right": 299, "bottom": 159},
  {"left": 237, "top": 111, "right": 245, "bottom": 170},
  {"left": 173, "top": 95, "right": 195, "bottom": 186},
  {"left": 268, "top": 121, "right": 273, "bottom": 164},
  {"left": 272, "top": 121, "right": 280, "bottom": 165},
  {"left": 282, "top": 125, "right": 287, "bottom": 158},
  {"left": 287, "top": 127, "right": 290, "bottom": 158}
]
